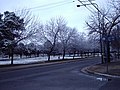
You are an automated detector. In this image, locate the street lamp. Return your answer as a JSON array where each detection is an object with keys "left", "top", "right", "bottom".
[
  {"left": 77, "top": 3, "right": 93, "bottom": 7},
  {"left": 77, "top": 5, "right": 81, "bottom": 7},
  {"left": 76, "top": 0, "right": 110, "bottom": 73}
]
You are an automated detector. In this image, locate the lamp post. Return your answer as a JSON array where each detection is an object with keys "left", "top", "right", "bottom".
[
  {"left": 76, "top": 0, "right": 104, "bottom": 63},
  {"left": 76, "top": 0, "right": 111, "bottom": 73}
]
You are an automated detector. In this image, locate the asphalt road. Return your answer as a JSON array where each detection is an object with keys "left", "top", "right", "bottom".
[
  {"left": 99, "top": 78, "right": 120, "bottom": 90},
  {"left": 0, "top": 57, "right": 118, "bottom": 90}
]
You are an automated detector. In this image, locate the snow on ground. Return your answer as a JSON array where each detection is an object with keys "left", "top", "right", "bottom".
[{"left": 0, "top": 55, "right": 81, "bottom": 65}]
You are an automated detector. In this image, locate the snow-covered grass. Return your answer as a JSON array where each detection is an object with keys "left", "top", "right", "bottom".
[{"left": 0, "top": 55, "right": 81, "bottom": 65}]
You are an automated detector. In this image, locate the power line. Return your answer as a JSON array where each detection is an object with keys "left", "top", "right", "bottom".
[
  {"left": 77, "top": 0, "right": 95, "bottom": 13},
  {"left": 29, "top": 0, "right": 72, "bottom": 9},
  {"left": 31, "top": 1, "right": 75, "bottom": 11},
  {"left": 16, "top": 0, "right": 74, "bottom": 12},
  {"left": 77, "top": 0, "right": 111, "bottom": 22},
  {"left": 87, "top": 0, "right": 111, "bottom": 22}
]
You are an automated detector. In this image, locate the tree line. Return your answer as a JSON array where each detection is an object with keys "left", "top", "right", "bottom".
[{"left": 0, "top": 10, "right": 99, "bottom": 64}]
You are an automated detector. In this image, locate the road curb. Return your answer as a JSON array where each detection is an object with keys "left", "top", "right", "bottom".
[
  {"left": 0, "top": 57, "right": 96, "bottom": 72},
  {"left": 0, "top": 59, "right": 80, "bottom": 72},
  {"left": 81, "top": 65, "right": 120, "bottom": 79}
]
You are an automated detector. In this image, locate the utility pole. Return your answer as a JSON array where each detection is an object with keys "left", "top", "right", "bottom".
[
  {"left": 77, "top": 0, "right": 104, "bottom": 63},
  {"left": 76, "top": 0, "right": 110, "bottom": 73}
]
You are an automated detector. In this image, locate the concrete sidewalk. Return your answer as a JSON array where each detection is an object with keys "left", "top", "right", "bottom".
[{"left": 83, "top": 60, "right": 120, "bottom": 78}]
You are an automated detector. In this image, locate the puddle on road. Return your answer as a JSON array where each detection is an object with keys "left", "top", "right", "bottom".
[
  {"left": 72, "top": 70, "right": 111, "bottom": 82},
  {"left": 96, "top": 77, "right": 111, "bottom": 81},
  {"left": 96, "top": 78, "right": 107, "bottom": 81}
]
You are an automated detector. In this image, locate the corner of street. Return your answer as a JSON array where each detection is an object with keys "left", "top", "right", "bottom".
[
  {"left": 0, "top": 57, "right": 120, "bottom": 90},
  {"left": 82, "top": 60, "right": 120, "bottom": 78}
]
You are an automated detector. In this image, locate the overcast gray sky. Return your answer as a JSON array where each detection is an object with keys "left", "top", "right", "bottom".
[{"left": 0, "top": 0, "right": 110, "bottom": 32}]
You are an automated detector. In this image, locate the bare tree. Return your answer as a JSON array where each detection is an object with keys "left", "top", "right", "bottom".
[
  {"left": 15, "top": 9, "right": 40, "bottom": 43},
  {"left": 66, "top": 30, "right": 86, "bottom": 59},
  {"left": 86, "top": 1, "right": 120, "bottom": 63},
  {"left": 111, "top": 25, "right": 120, "bottom": 59},
  {"left": 42, "top": 17, "right": 67, "bottom": 61},
  {"left": 58, "top": 27, "right": 77, "bottom": 59}
]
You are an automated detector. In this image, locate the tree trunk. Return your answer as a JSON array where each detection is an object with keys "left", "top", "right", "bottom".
[
  {"left": 11, "top": 48, "right": 14, "bottom": 65},
  {"left": 20, "top": 53, "right": 22, "bottom": 58},
  {"left": 62, "top": 49, "right": 65, "bottom": 60},
  {"left": 48, "top": 54, "right": 51, "bottom": 61},
  {"left": 73, "top": 51, "right": 75, "bottom": 59},
  {"left": 105, "top": 39, "right": 110, "bottom": 63},
  {"left": 100, "top": 34, "right": 104, "bottom": 64},
  {"left": 80, "top": 51, "right": 83, "bottom": 58},
  {"left": 117, "top": 47, "right": 120, "bottom": 59}
]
